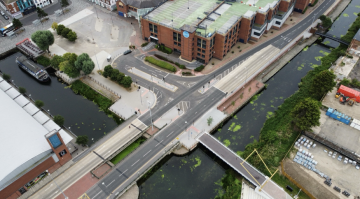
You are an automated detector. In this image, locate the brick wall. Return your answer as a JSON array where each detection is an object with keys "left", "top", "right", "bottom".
[
  {"left": 213, "top": 34, "right": 225, "bottom": 59},
  {"left": 295, "top": 0, "right": 310, "bottom": 12},
  {"left": 238, "top": 18, "right": 251, "bottom": 43},
  {"left": 116, "top": 1, "right": 128, "bottom": 14},
  {"left": 279, "top": 1, "right": 290, "bottom": 12},
  {"left": 182, "top": 31, "right": 195, "bottom": 62},
  {"left": 255, "top": 13, "right": 266, "bottom": 25}
]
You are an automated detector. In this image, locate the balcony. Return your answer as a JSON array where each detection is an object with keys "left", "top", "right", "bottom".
[{"left": 252, "top": 22, "right": 266, "bottom": 31}]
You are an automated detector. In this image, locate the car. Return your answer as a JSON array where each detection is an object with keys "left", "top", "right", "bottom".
[
  {"left": 123, "top": 50, "right": 131, "bottom": 55},
  {"left": 0, "top": 11, "right": 4, "bottom": 15},
  {"left": 3, "top": 15, "right": 9, "bottom": 20}
]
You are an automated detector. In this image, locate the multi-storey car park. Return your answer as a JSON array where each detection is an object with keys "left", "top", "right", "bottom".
[{"left": 140, "top": 0, "right": 301, "bottom": 64}]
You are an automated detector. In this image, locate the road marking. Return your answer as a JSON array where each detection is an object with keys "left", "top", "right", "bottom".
[
  {"left": 131, "top": 159, "right": 140, "bottom": 167},
  {"left": 55, "top": 191, "right": 58, "bottom": 194},
  {"left": 155, "top": 140, "right": 163, "bottom": 147},
  {"left": 195, "top": 112, "right": 197, "bottom": 114},
  {"left": 93, "top": 191, "right": 102, "bottom": 198},
  {"left": 166, "top": 131, "right": 174, "bottom": 137},
  {"left": 106, "top": 179, "right": 115, "bottom": 187},
  {"left": 143, "top": 150, "right": 152, "bottom": 157},
  {"left": 44, "top": 184, "right": 53, "bottom": 191},
  {"left": 119, "top": 169, "right": 128, "bottom": 177}
]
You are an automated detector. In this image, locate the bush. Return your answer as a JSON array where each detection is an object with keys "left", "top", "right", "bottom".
[
  {"left": 194, "top": 65, "right": 205, "bottom": 72},
  {"left": 36, "top": 55, "right": 51, "bottom": 66},
  {"left": 182, "top": 71, "right": 192, "bottom": 76},
  {"left": 59, "top": 61, "right": 80, "bottom": 78},
  {"left": 53, "top": 115, "right": 65, "bottom": 126},
  {"left": 57, "top": 24, "right": 65, "bottom": 35},
  {"left": 102, "top": 65, "right": 132, "bottom": 88},
  {"left": 50, "top": 55, "right": 64, "bottom": 69},
  {"left": 145, "top": 56, "right": 176, "bottom": 72},
  {"left": 71, "top": 80, "right": 121, "bottom": 124},
  {"left": 339, "top": 78, "right": 351, "bottom": 87},
  {"left": 76, "top": 135, "right": 88, "bottom": 146},
  {"left": 156, "top": 44, "right": 172, "bottom": 54},
  {"left": 3, "top": 73, "right": 11, "bottom": 81},
  {"left": 19, "top": 87, "right": 26, "bottom": 94},
  {"left": 67, "top": 31, "right": 77, "bottom": 42},
  {"left": 141, "top": 42, "right": 149, "bottom": 47},
  {"left": 309, "top": 0, "right": 318, "bottom": 7},
  {"left": 61, "top": 28, "right": 71, "bottom": 38},
  {"left": 35, "top": 100, "right": 44, "bottom": 108}
]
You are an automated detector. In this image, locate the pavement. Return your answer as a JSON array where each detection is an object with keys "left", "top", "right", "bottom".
[{"left": 322, "top": 88, "right": 360, "bottom": 119}]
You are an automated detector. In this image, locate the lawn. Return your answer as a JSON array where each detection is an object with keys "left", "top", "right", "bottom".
[
  {"left": 110, "top": 137, "right": 146, "bottom": 165},
  {"left": 145, "top": 56, "right": 177, "bottom": 72}
]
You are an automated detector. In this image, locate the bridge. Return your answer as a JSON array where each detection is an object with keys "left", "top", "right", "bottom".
[
  {"left": 198, "top": 132, "right": 292, "bottom": 199},
  {"left": 315, "top": 32, "right": 350, "bottom": 45}
]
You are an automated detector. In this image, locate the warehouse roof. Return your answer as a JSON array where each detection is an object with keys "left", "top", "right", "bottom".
[
  {"left": 0, "top": 77, "right": 72, "bottom": 190},
  {"left": 121, "top": 0, "right": 166, "bottom": 9}
]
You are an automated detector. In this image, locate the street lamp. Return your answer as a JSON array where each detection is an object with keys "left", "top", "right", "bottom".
[
  {"left": 138, "top": 86, "right": 142, "bottom": 104},
  {"left": 46, "top": 170, "right": 68, "bottom": 199}
]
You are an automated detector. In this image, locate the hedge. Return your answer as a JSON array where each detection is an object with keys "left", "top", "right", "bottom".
[
  {"left": 70, "top": 80, "right": 122, "bottom": 124},
  {"left": 145, "top": 56, "right": 176, "bottom": 72},
  {"left": 182, "top": 71, "right": 192, "bottom": 76},
  {"left": 36, "top": 55, "right": 51, "bottom": 66},
  {"left": 141, "top": 42, "right": 149, "bottom": 47},
  {"left": 194, "top": 65, "right": 205, "bottom": 72},
  {"left": 156, "top": 44, "right": 172, "bottom": 54}
]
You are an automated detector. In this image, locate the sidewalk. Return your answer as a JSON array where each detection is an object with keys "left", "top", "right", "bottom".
[{"left": 153, "top": 106, "right": 183, "bottom": 129}]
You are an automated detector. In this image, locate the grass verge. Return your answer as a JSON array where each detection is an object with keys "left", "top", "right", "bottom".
[
  {"left": 110, "top": 137, "right": 146, "bottom": 164},
  {"left": 145, "top": 56, "right": 177, "bottom": 72}
]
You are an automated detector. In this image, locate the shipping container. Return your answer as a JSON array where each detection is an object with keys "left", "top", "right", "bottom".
[
  {"left": 326, "top": 108, "right": 352, "bottom": 125},
  {"left": 337, "top": 85, "right": 360, "bottom": 102}
]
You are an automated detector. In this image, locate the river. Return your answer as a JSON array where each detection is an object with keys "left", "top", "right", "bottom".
[{"left": 0, "top": 52, "right": 117, "bottom": 145}]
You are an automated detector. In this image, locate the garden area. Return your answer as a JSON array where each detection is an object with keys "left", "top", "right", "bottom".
[
  {"left": 50, "top": 52, "right": 95, "bottom": 78},
  {"left": 110, "top": 137, "right": 146, "bottom": 165}
]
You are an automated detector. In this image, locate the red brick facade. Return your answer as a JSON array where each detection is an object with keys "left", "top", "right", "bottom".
[
  {"left": 2, "top": 2, "right": 20, "bottom": 14},
  {"left": 0, "top": 132, "right": 71, "bottom": 199},
  {"left": 141, "top": 0, "right": 294, "bottom": 64}
]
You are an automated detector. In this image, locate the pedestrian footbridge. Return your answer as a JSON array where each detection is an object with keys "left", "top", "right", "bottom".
[{"left": 197, "top": 132, "right": 292, "bottom": 199}]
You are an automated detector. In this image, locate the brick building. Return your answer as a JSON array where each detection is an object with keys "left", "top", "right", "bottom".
[
  {"left": 116, "top": 0, "right": 166, "bottom": 22},
  {"left": 88, "top": 0, "right": 117, "bottom": 11},
  {"left": 0, "top": 81, "right": 73, "bottom": 199},
  {"left": 141, "top": 0, "right": 296, "bottom": 64},
  {"left": 0, "top": 0, "right": 36, "bottom": 18},
  {"left": 294, "top": 0, "right": 316, "bottom": 13}
]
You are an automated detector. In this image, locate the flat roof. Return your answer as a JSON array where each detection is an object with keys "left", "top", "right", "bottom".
[
  {"left": 144, "top": 0, "right": 279, "bottom": 35},
  {"left": 0, "top": 78, "right": 72, "bottom": 190},
  {"left": 16, "top": 55, "right": 42, "bottom": 74}
]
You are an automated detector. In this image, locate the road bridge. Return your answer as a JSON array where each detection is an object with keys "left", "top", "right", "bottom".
[
  {"left": 198, "top": 132, "right": 292, "bottom": 199},
  {"left": 315, "top": 32, "right": 350, "bottom": 45}
]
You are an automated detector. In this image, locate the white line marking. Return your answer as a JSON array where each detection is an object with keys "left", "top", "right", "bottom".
[
  {"left": 166, "top": 131, "right": 174, "bottom": 137},
  {"left": 93, "top": 191, "right": 102, "bottom": 198},
  {"left": 131, "top": 159, "right": 140, "bottom": 167},
  {"left": 155, "top": 140, "right": 163, "bottom": 147},
  {"left": 106, "top": 179, "right": 115, "bottom": 187},
  {"left": 143, "top": 150, "right": 152, "bottom": 157}
]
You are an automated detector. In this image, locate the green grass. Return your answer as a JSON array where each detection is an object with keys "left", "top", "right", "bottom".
[
  {"left": 110, "top": 137, "right": 146, "bottom": 164},
  {"left": 145, "top": 56, "right": 176, "bottom": 72}
]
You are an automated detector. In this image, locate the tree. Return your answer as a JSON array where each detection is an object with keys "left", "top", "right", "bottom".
[
  {"left": 2, "top": 74, "right": 11, "bottom": 81},
  {"left": 67, "top": 31, "right": 77, "bottom": 42},
  {"left": 319, "top": 15, "right": 327, "bottom": 21},
  {"left": 82, "top": 60, "right": 95, "bottom": 74},
  {"left": 103, "top": 65, "right": 113, "bottom": 78},
  {"left": 116, "top": 72, "right": 125, "bottom": 84},
  {"left": 74, "top": 53, "right": 90, "bottom": 71},
  {"left": 121, "top": 76, "right": 132, "bottom": 88},
  {"left": 207, "top": 116, "right": 213, "bottom": 126},
  {"left": 53, "top": 115, "right": 65, "bottom": 126},
  {"left": 291, "top": 98, "right": 321, "bottom": 131},
  {"left": 31, "top": 30, "right": 54, "bottom": 52},
  {"left": 12, "top": 18, "right": 22, "bottom": 29},
  {"left": 319, "top": 15, "right": 332, "bottom": 27},
  {"left": 61, "top": 28, "right": 71, "bottom": 38},
  {"left": 19, "top": 87, "right": 26, "bottom": 94},
  {"left": 62, "top": 52, "right": 78, "bottom": 66},
  {"left": 59, "top": 61, "right": 80, "bottom": 78},
  {"left": 57, "top": 24, "right": 65, "bottom": 35},
  {"left": 60, "top": 0, "right": 69, "bottom": 8},
  {"left": 310, "top": 70, "right": 336, "bottom": 99},
  {"left": 110, "top": 69, "right": 120, "bottom": 81},
  {"left": 50, "top": 55, "right": 65, "bottom": 69},
  {"left": 51, "top": 22, "right": 58, "bottom": 31},
  {"left": 35, "top": 100, "right": 44, "bottom": 108},
  {"left": 37, "top": 7, "right": 48, "bottom": 20},
  {"left": 76, "top": 135, "right": 88, "bottom": 146}
]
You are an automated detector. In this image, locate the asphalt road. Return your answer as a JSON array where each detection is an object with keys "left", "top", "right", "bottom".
[{"left": 85, "top": 0, "right": 336, "bottom": 198}]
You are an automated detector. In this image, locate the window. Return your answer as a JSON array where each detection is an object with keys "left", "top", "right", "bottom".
[
  {"left": 197, "top": 38, "right": 206, "bottom": 48},
  {"left": 275, "top": 21, "right": 281, "bottom": 25},
  {"left": 178, "top": 43, "right": 181, "bottom": 47},
  {"left": 202, "top": 50, "right": 205, "bottom": 53},
  {"left": 198, "top": 48, "right": 201, "bottom": 52},
  {"left": 149, "top": 23, "right": 153, "bottom": 32},
  {"left": 254, "top": 32, "right": 261, "bottom": 36},
  {"left": 197, "top": 53, "right": 201, "bottom": 56},
  {"left": 151, "top": 33, "right": 153, "bottom": 36},
  {"left": 173, "top": 32, "right": 181, "bottom": 42},
  {"left": 174, "top": 42, "right": 177, "bottom": 45},
  {"left": 202, "top": 55, "right": 205, "bottom": 58}
]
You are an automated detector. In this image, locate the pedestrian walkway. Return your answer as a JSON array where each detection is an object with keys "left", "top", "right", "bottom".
[
  {"left": 128, "top": 67, "right": 178, "bottom": 92},
  {"left": 153, "top": 106, "right": 183, "bottom": 129}
]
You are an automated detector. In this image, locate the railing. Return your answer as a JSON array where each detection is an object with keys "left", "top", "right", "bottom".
[
  {"left": 85, "top": 76, "right": 121, "bottom": 99},
  {"left": 252, "top": 21, "right": 267, "bottom": 31}
]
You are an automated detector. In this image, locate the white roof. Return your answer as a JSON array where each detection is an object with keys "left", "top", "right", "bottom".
[{"left": 0, "top": 84, "right": 72, "bottom": 188}]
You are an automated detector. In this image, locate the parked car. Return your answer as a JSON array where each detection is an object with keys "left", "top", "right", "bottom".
[
  {"left": 0, "top": 11, "right": 5, "bottom": 16},
  {"left": 3, "top": 14, "right": 9, "bottom": 20},
  {"left": 337, "top": 155, "right": 342, "bottom": 161},
  {"left": 123, "top": 50, "right": 131, "bottom": 55}
]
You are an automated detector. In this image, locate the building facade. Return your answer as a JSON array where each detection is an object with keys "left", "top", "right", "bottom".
[
  {"left": 88, "top": 0, "right": 117, "bottom": 11},
  {"left": 116, "top": 0, "right": 165, "bottom": 22},
  {"left": 294, "top": 0, "right": 315, "bottom": 13},
  {"left": 141, "top": 0, "right": 295, "bottom": 64},
  {"left": 32, "top": 0, "right": 53, "bottom": 8}
]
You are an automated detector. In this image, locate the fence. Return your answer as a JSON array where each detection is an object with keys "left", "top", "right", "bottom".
[
  {"left": 55, "top": 71, "right": 80, "bottom": 84},
  {"left": 280, "top": 161, "right": 316, "bottom": 199},
  {"left": 87, "top": 76, "right": 121, "bottom": 99}
]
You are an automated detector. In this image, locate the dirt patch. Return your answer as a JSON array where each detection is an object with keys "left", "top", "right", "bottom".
[
  {"left": 283, "top": 159, "right": 339, "bottom": 199},
  {"left": 92, "top": 163, "right": 112, "bottom": 178}
]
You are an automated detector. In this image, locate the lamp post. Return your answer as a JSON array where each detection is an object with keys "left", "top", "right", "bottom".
[
  {"left": 138, "top": 86, "right": 142, "bottom": 104},
  {"left": 148, "top": 101, "right": 153, "bottom": 131},
  {"left": 46, "top": 170, "right": 68, "bottom": 199}
]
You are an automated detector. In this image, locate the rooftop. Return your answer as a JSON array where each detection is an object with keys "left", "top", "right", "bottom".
[
  {"left": 144, "top": 0, "right": 279, "bottom": 35},
  {"left": 121, "top": 0, "right": 166, "bottom": 9}
]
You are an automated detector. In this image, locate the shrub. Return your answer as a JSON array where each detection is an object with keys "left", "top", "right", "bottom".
[
  {"left": 237, "top": 46, "right": 240, "bottom": 49},
  {"left": 71, "top": 80, "right": 121, "bottom": 124},
  {"left": 54, "top": 115, "right": 65, "bottom": 126},
  {"left": 61, "top": 28, "right": 71, "bottom": 38},
  {"left": 50, "top": 55, "right": 64, "bottom": 69},
  {"left": 179, "top": 65, "right": 186, "bottom": 69},
  {"left": 339, "top": 78, "right": 351, "bottom": 87},
  {"left": 76, "top": 135, "right": 88, "bottom": 146},
  {"left": 3, "top": 74, "right": 11, "bottom": 81},
  {"left": 156, "top": 44, "right": 172, "bottom": 54},
  {"left": 232, "top": 51, "right": 234, "bottom": 53},
  {"left": 51, "top": 22, "right": 58, "bottom": 30},
  {"left": 57, "top": 24, "right": 65, "bottom": 35},
  {"left": 67, "top": 31, "right": 77, "bottom": 42},
  {"left": 36, "top": 55, "right": 51, "bottom": 66},
  {"left": 212, "top": 62, "right": 215, "bottom": 65},
  {"left": 141, "top": 42, "right": 149, "bottom": 47},
  {"left": 59, "top": 61, "right": 80, "bottom": 78},
  {"left": 103, "top": 65, "right": 113, "bottom": 78},
  {"left": 35, "top": 100, "right": 44, "bottom": 108},
  {"left": 19, "top": 87, "right": 26, "bottom": 94},
  {"left": 145, "top": 56, "right": 176, "bottom": 72},
  {"left": 182, "top": 71, "right": 192, "bottom": 76},
  {"left": 194, "top": 65, "right": 205, "bottom": 72},
  {"left": 309, "top": 0, "right": 318, "bottom": 7}
]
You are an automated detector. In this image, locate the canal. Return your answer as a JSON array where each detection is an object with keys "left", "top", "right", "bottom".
[{"left": 0, "top": 52, "right": 117, "bottom": 145}]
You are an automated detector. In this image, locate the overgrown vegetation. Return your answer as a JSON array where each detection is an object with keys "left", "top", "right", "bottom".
[
  {"left": 141, "top": 42, "right": 149, "bottom": 47},
  {"left": 145, "top": 56, "right": 176, "bottom": 72},
  {"left": 319, "top": 15, "right": 332, "bottom": 28},
  {"left": 339, "top": 78, "right": 360, "bottom": 89},
  {"left": 70, "top": 80, "right": 122, "bottom": 124},
  {"left": 341, "top": 12, "right": 360, "bottom": 42},
  {"left": 52, "top": 52, "right": 95, "bottom": 78},
  {"left": 155, "top": 44, "right": 172, "bottom": 54},
  {"left": 240, "top": 13, "right": 357, "bottom": 188},
  {"left": 36, "top": 55, "right": 51, "bottom": 66},
  {"left": 102, "top": 65, "right": 133, "bottom": 88},
  {"left": 194, "top": 65, "right": 205, "bottom": 72},
  {"left": 110, "top": 137, "right": 146, "bottom": 164},
  {"left": 215, "top": 169, "right": 242, "bottom": 199}
]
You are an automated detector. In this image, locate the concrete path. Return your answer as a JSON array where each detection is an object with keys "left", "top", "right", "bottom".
[{"left": 153, "top": 106, "right": 183, "bottom": 129}]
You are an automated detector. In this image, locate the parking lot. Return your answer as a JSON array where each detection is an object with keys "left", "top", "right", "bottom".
[{"left": 292, "top": 137, "right": 360, "bottom": 198}]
